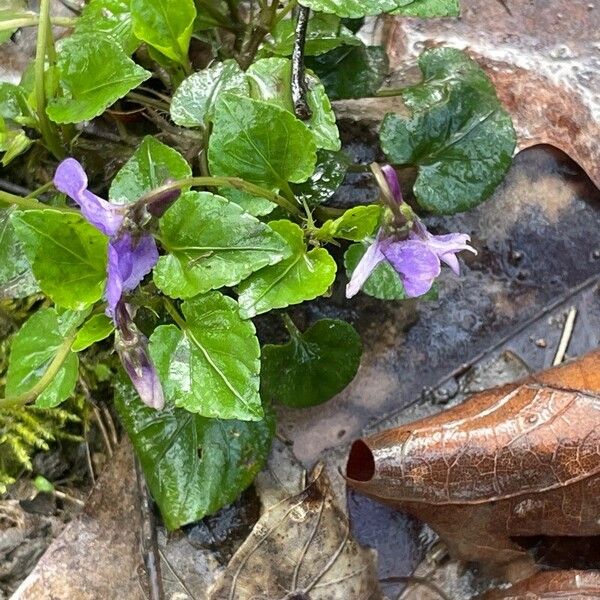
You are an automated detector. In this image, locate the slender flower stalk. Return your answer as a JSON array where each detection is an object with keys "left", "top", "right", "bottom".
[{"left": 346, "top": 164, "right": 477, "bottom": 298}]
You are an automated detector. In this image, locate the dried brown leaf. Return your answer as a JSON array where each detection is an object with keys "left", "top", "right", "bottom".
[
  {"left": 385, "top": 0, "right": 600, "bottom": 188},
  {"left": 346, "top": 349, "right": 600, "bottom": 581},
  {"left": 208, "top": 466, "right": 381, "bottom": 600},
  {"left": 483, "top": 569, "right": 600, "bottom": 599}
]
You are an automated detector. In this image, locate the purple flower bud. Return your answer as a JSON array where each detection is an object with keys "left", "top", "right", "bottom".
[
  {"left": 114, "top": 303, "right": 164, "bottom": 410},
  {"left": 146, "top": 187, "right": 181, "bottom": 218},
  {"left": 346, "top": 164, "right": 477, "bottom": 299}
]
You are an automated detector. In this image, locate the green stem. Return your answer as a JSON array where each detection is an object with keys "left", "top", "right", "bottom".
[
  {"left": 281, "top": 313, "right": 301, "bottom": 339},
  {"left": 25, "top": 181, "right": 54, "bottom": 199},
  {"left": 0, "top": 330, "right": 77, "bottom": 410},
  {"left": 273, "top": 0, "right": 298, "bottom": 26},
  {"left": 0, "top": 15, "right": 75, "bottom": 32},
  {"left": 164, "top": 298, "right": 187, "bottom": 330},
  {"left": 138, "top": 176, "right": 302, "bottom": 216},
  {"left": 0, "top": 189, "right": 76, "bottom": 212},
  {"left": 375, "top": 87, "right": 405, "bottom": 98},
  {"left": 34, "top": 0, "right": 63, "bottom": 159}
]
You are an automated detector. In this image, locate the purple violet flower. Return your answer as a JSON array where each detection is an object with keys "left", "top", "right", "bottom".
[
  {"left": 54, "top": 158, "right": 164, "bottom": 410},
  {"left": 346, "top": 165, "right": 477, "bottom": 299}
]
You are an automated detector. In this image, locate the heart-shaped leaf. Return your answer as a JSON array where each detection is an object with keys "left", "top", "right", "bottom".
[
  {"left": 6, "top": 308, "right": 79, "bottom": 408},
  {"left": 11, "top": 210, "right": 108, "bottom": 310},
  {"left": 154, "top": 191, "right": 291, "bottom": 298},
  {"left": 170, "top": 60, "right": 248, "bottom": 127},
  {"left": 262, "top": 318, "right": 362, "bottom": 408},
  {"left": 149, "top": 292, "right": 263, "bottom": 421},
  {"left": 208, "top": 94, "right": 317, "bottom": 189},
  {"left": 109, "top": 136, "right": 192, "bottom": 204},
  {"left": 237, "top": 221, "right": 337, "bottom": 319},
  {"left": 115, "top": 377, "right": 274, "bottom": 530},
  {"left": 131, "top": 0, "right": 196, "bottom": 67},
  {"left": 380, "top": 48, "right": 516, "bottom": 214},
  {"left": 72, "top": 314, "right": 114, "bottom": 352},
  {"left": 247, "top": 57, "right": 340, "bottom": 151},
  {"left": 47, "top": 34, "right": 150, "bottom": 124}
]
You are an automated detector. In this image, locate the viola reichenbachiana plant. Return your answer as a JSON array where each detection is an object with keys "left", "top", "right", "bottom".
[{"left": 0, "top": 0, "right": 516, "bottom": 528}]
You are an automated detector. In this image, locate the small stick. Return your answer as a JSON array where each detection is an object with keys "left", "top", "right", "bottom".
[
  {"left": 553, "top": 306, "right": 577, "bottom": 366},
  {"left": 380, "top": 575, "right": 451, "bottom": 600},
  {"left": 135, "top": 458, "right": 164, "bottom": 600},
  {"left": 291, "top": 5, "right": 311, "bottom": 120}
]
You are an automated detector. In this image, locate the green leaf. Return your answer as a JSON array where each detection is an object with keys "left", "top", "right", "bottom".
[
  {"left": 47, "top": 34, "right": 150, "bottom": 124},
  {"left": 170, "top": 60, "right": 248, "bottom": 127},
  {"left": 208, "top": 93, "right": 317, "bottom": 189},
  {"left": 265, "top": 13, "right": 361, "bottom": 57},
  {"left": 11, "top": 210, "right": 108, "bottom": 310},
  {"left": 217, "top": 187, "right": 276, "bottom": 218},
  {"left": 298, "top": 0, "right": 397, "bottom": 18},
  {"left": 392, "top": 0, "right": 459, "bottom": 16},
  {"left": 109, "top": 136, "right": 192, "bottom": 204},
  {"left": 131, "top": 0, "right": 196, "bottom": 67},
  {"left": 154, "top": 191, "right": 291, "bottom": 298},
  {"left": 291, "top": 149, "right": 350, "bottom": 207},
  {"left": 115, "top": 376, "right": 274, "bottom": 530},
  {"left": 306, "top": 44, "right": 388, "bottom": 100},
  {"left": 149, "top": 292, "right": 262, "bottom": 421},
  {"left": 0, "top": 207, "right": 39, "bottom": 297},
  {"left": 237, "top": 221, "right": 337, "bottom": 319},
  {"left": 247, "top": 58, "right": 340, "bottom": 151},
  {"left": 0, "top": 128, "right": 32, "bottom": 166},
  {"left": 262, "top": 318, "right": 362, "bottom": 408},
  {"left": 316, "top": 205, "right": 382, "bottom": 242},
  {"left": 6, "top": 308, "right": 79, "bottom": 408},
  {"left": 344, "top": 242, "right": 407, "bottom": 300},
  {"left": 75, "top": 0, "right": 139, "bottom": 55},
  {"left": 72, "top": 314, "right": 114, "bottom": 352},
  {"left": 380, "top": 48, "right": 516, "bottom": 214},
  {"left": 0, "top": 82, "right": 32, "bottom": 123}
]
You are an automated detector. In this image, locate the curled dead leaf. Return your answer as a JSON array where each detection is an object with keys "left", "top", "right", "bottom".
[
  {"left": 208, "top": 465, "right": 382, "bottom": 600},
  {"left": 385, "top": 0, "right": 600, "bottom": 189},
  {"left": 346, "top": 349, "right": 600, "bottom": 581},
  {"left": 482, "top": 569, "right": 600, "bottom": 599}
]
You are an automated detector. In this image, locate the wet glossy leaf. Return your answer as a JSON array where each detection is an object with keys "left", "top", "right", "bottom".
[
  {"left": 316, "top": 205, "right": 382, "bottom": 242},
  {"left": 265, "top": 13, "right": 361, "bottom": 57},
  {"left": 75, "top": 0, "right": 139, "bottom": 55},
  {"left": 6, "top": 308, "right": 79, "bottom": 408},
  {"left": 247, "top": 57, "right": 340, "bottom": 151},
  {"left": 262, "top": 318, "right": 362, "bottom": 408},
  {"left": 47, "top": 34, "right": 150, "bottom": 124},
  {"left": 237, "top": 220, "right": 337, "bottom": 319},
  {"left": 306, "top": 44, "right": 388, "bottom": 100},
  {"left": 72, "top": 314, "right": 114, "bottom": 352},
  {"left": 392, "top": 0, "right": 459, "bottom": 17},
  {"left": 208, "top": 468, "right": 380, "bottom": 599},
  {"left": 292, "top": 148, "right": 351, "bottom": 207},
  {"left": 115, "top": 377, "right": 274, "bottom": 530},
  {"left": 11, "top": 210, "right": 108, "bottom": 310},
  {"left": 217, "top": 187, "right": 276, "bottom": 217},
  {"left": 344, "top": 242, "right": 407, "bottom": 300},
  {"left": 154, "top": 191, "right": 290, "bottom": 298},
  {"left": 208, "top": 93, "right": 317, "bottom": 189},
  {"left": 108, "top": 136, "right": 191, "bottom": 204},
  {"left": 298, "top": 0, "right": 397, "bottom": 18},
  {"left": 170, "top": 60, "right": 248, "bottom": 127},
  {"left": 346, "top": 349, "right": 600, "bottom": 578},
  {"left": 0, "top": 207, "right": 38, "bottom": 298},
  {"left": 149, "top": 292, "right": 263, "bottom": 421},
  {"left": 131, "top": 0, "right": 196, "bottom": 67},
  {"left": 380, "top": 48, "right": 516, "bottom": 214}
]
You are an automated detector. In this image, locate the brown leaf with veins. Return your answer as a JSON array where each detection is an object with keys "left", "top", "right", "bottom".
[
  {"left": 208, "top": 466, "right": 382, "bottom": 600},
  {"left": 346, "top": 349, "right": 600, "bottom": 582},
  {"left": 482, "top": 569, "right": 600, "bottom": 599},
  {"left": 385, "top": 0, "right": 600, "bottom": 188}
]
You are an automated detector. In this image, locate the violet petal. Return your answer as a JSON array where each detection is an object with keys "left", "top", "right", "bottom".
[
  {"left": 380, "top": 165, "right": 403, "bottom": 204},
  {"left": 346, "top": 236, "right": 386, "bottom": 298},
  {"left": 382, "top": 240, "right": 441, "bottom": 297},
  {"left": 54, "top": 158, "right": 124, "bottom": 236}
]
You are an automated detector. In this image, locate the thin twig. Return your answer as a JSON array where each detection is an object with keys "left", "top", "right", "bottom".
[
  {"left": 135, "top": 457, "right": 164, "bottom": 600},
  {"left": 101, "top": 405, "right": 119, "bottom": 448},
  {"left": 158, "top": 548, "right": 195, "bottom": 599},
  {"left": 291, "top": 5, "right": 311, "bottom": 120},
  {"left": 380, "top": 575, "right": 451, "bottom": 600},
  {"left": 92, "top": 404, "right": 114, "bottom": 458},
  {"left": 553, "top": 306, "right": 577, "bottom": 365}
]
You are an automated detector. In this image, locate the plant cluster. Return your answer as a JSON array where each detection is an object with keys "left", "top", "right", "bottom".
[{"left": 0, "top": 0, "right": 515, "bottom": 527}]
